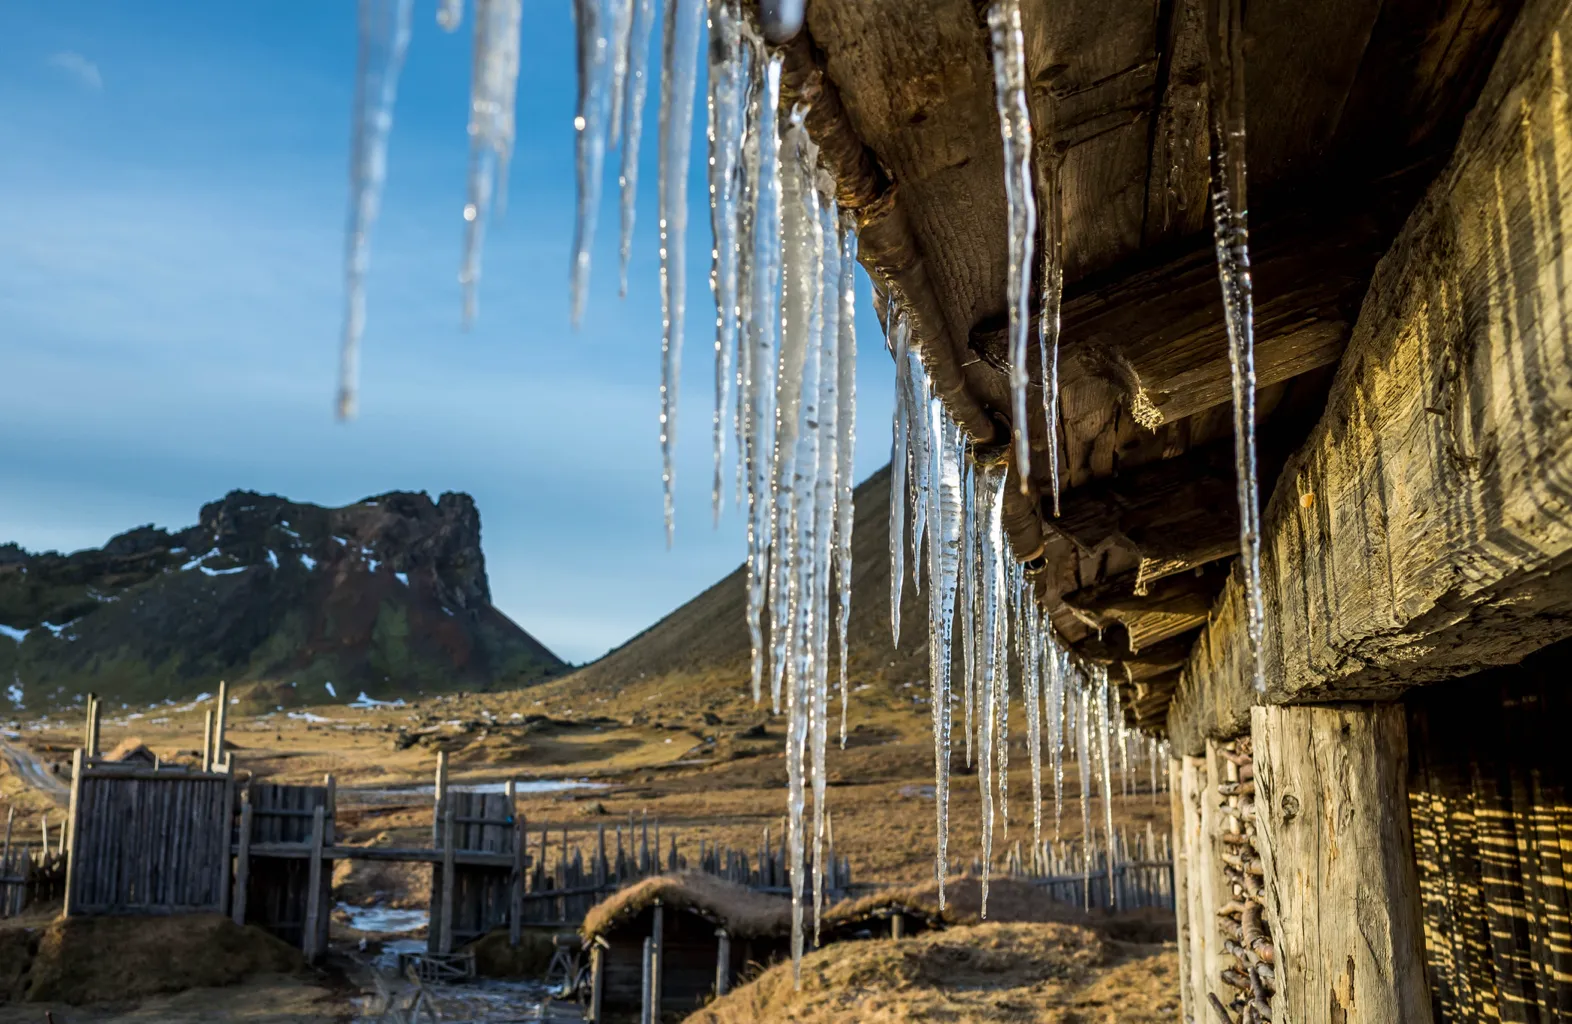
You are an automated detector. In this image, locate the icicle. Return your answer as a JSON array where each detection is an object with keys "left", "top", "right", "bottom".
[
  {"left": 707, "top": 0, "right": 747, "bottom": 522},
  {"left": 570, "top": 0, "right": 612, "bottom": 328},
  {"left": 743, "top": 51, "right": 782, "bottom": 706},
  {"left": 833, "top": 214, "right": 858, "bottom": 747},
  {"left": 986, "top": 0, "right": 1037, "bottom": 490},
  {"left": 1097, "top": 669, "right": 1116, "bottom": 906},
  {"left": 927, "top": 405, "right": 963, "bottom": 910},
  {"left": 908, "top": 355, "right": 931, "bottom": 594},
  {"left": 975, "top": 462, "right": 1008, "bottom": 917},
  {"left": 617, "top": 0, "right": 656, "bottom": 296},
  {"left": 1040, "top": 157, "right": 1064, "bottom": 516},
  {"left": 338, "top": 0, "right": 415, "bottom": 422},
  {"left": 1205, "top": 0, "right": 1266, "bottom": 692},
  {"left": 960, "top": 457, "right": 977, "bottom": 768},
  {"left": 459, "top": 0, "right": 524, "bottom": 326},
  {"left": 810, "top": 191, "right": 839, "bottom": 946},
  {"left": 437, "top": 0, "right": 464, "bottom": 31},
  {"left": 1076, "top": 675, "right": 1092, "bottom": 908},
  {"left": 995, "top": 555, "right": 1011, "bottom": 839},
  {"left": 889, "top": 310, "right": 910, "bottom": 648},
  {"left": 1024, "top": 601, "right": 1044, "bottom": 850},
  {"left": 656, "top": 0, "right": 705, "bottom": 547}
]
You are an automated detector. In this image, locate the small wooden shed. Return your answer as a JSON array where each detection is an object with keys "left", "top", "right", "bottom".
[
  {"left": 581, "top": 873, "right": 790, "bottom": 1022},
  {"left": 817, "top": 887, "right": 946, "bottom": 945}
]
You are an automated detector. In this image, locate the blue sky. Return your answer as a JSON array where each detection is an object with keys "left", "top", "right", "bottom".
[{"left": 0, "top": 1, "right": 894, "bottom": 665}]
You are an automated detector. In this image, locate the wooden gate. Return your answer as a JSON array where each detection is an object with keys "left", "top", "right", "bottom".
[
  {"left": 233, "top": 779, "right": 335, "bottom": 959},
  {"left": 429, "top": 787, "right": 523, "bottom": 953},
  {"left": 63, "top": 751, "right": 234, "bottom": 916}
]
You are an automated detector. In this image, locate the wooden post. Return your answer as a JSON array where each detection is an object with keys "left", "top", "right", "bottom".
[
  {"left": 640, "top": 936, "right": 654, "bottom": 1024},
  {"left": 323, "top": 773, "right": 337, "bottom": 846},
  {"left": 589, "top": 940, "right": 606, "bottom": 1022},
  {"left": 891, "top": 913, "right": 905, "bottom": 940},
  {"left": 62, "top": 748, "right": 84, "bottom": 917},
  {"left": 715, "top": 928, "right": 732, "bottom": 996},
  {"left": 651, "top": 900, "right": 665, "bottom": 1020},
  {"left": 1, "top": 806, "right": 12, "bottom": 868},
  {"left": 89, "top": 694, "right": 101, "bottom": 758},
  {"left": 1252, "top": 704, "right": 1433, "bottom": 1024},
  {"left": 39, "top": 814, "right": 48, "bottom": 857},
  {"left": 507, "top": 779, "right": 522, "bottom": 948},
  {"left": 213, "top": 680, "right": 228, "bottom": 772},
  {"left": 217, "top": 766, "right": 237, "bottom": 917},
  {"left": 439, "top": 794, "right": 456, "bottom": 954},
  {"left": 232, "top": 797, "right": 252, "bottom": 926},
  {"left": 1169, "top": 758, "right": 1193, "bottom": 1024},
  {"left": 303, "top": 804, "right": 326, "bottom": 961},
  {"left": 201, "top": 708, "right": 215, "bottom": 773},
  {"left": 432, "top": 750, "right": 448, "bottom": 848}
]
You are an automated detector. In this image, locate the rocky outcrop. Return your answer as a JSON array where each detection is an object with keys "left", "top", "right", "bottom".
[{"left": 0, "top": 490, "right": 564, "bottom": 710}]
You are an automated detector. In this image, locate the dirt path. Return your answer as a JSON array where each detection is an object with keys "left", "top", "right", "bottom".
[{"left": 0, "top": 733, "right": 69, "bottom": 806}]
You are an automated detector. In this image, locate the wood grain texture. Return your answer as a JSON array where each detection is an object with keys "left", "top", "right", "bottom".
[
  {"left": 1169, "top": 0, "right": 1572, "bottom": 753},
  {"left": 1251, "top": 703, "right": 1434, "bottom": 1024}
]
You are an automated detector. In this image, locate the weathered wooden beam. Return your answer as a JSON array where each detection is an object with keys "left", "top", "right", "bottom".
[
  {"left": 1064, "top": 565, "right": 1224, "bottom": 652},
  {"left": 1169, "top": 0, "right": 1572, "bottom": 754},
  {"left": 1252, "top": 703, "right": 1433, "bottom": 1022}
]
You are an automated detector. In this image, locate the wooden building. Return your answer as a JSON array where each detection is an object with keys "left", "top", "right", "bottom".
[
  {"left": 771, "top": 0, "right": 1572, "bottom": 1020},
  {"left": 817, "top": 887, "right": 946, "bottom": 944},
  {"left": 581, "top": 873, "right": 790, "bottom": 1022}
]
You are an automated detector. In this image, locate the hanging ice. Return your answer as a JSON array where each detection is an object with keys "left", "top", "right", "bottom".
[
  {"left": 1096, "top": 668, "right": 1116, "bottom": 905},
  {"left": 1024, "top": 604, "right": 1044, "bottom": 848},
  {"left": 833, "top": 215, "right": 858, "bottom": 746},
  {"left": 927, "top": 409, "right": 963, "bottom": 909},
  {"left": 570, "top": 0, "right": 611, "bottom": 328},
  {"left": 437, "top": 0, "right": 464, "bottom": 31},
  {"left": 888, "top": 310, "right": 910, "bottom": 648},
  {"left": 1205, "top": 0, "right": 1266, "bottom": 692},
  {"left": 656, "top": 0, "right": 705, "bottom": 547},
  {"left": 707, "top": 0, "right": 748, "bottom": 521},
  {"left": 743, "top": 54, "right": 782, "bottom": 705},
  {"left": 810, "top": 192, "right": 840, "bottom": 943},
  {"left": 1040, "top": 160, "right": 1064, "bottom": 516},
  {"left": 617, "top": 0, "right": 657, "bottom": 296},
  {"left": 458, "top": 0, "right": 524, "bottom": 327},
  {"left": 975, "top": 462, "right": 1008, "bottom": 916},
  {"left": 338, "top": 0, "right": 415, "bottom": 422},
  {"left": 986, "top": 0, "right": 1037, "bottom": 491}
]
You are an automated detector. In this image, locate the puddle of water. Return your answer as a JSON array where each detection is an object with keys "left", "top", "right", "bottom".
[
  {"left": 338, "top": 902, "right": 429, "bottom": 934},
  {"left": 346, "top": 779, "right": 608, "bottom": 804}
]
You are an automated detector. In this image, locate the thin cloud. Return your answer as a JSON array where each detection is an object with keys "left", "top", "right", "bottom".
[{"left": 48, "top": 51, "right": 102, "bottom": 91}]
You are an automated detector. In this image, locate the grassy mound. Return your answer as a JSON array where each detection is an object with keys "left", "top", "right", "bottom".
[
  {"left": 0, "top": 929, "right": 38, "bottom": 1002},
  {"left": 684, "top": 920, "right": 1179, "bottom": 1023},
  {"left": 21, "top": 914, "right": 303, "bottom": 1005},
  {"left": 463, "top": 928, "right": 558, "bottom": 978}
]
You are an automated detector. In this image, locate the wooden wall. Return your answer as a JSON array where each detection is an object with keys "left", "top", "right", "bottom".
[
  {"left": 1407, "top": 640, "right": 1572, "bottom": 1023},
  {"left": 66, "top": 762, "right": 232, "bottom": 916},
  {"left": 241, "top": 780, "right": 333, "bottom": 954}
]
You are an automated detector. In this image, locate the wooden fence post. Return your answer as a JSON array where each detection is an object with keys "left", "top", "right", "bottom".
[
  {"left": 303, "top": 804, "right": 326, "bottom": 962},
  {"left": 432, "top": 750, "right": 448, "bottom": 847},
  {"left": 201, "top": 708, "right": 215, "bottom": 773},
  {"left": 213, "top": 680, "right": 228, "bottom": 772},
  {"left": 1252, "top": 703, "right": 1434, "bottom": 1023},
  {"left": 507, "top": 779, "right": 522, "bottom": 948},
  {"left": 439, "top": 794, "right": 456, "bottom": 954},
  {"left": 217, "top": 765, "right": 236, "bottom": 917},
  {"left": 715, "top": 927, "right": 731, "bottom": 996},
  {"left": 651, "top": 900, "right": 664, "bottom": 1019},
  {"left": 232, "top": 796, "right": 252, "bottom": 927},
  {"left": 640, "top": 936, "right": 654, "bottom": 1024},
  {"left": 589, "top": 939, "right": 606, "bottom": 1022},
  {"left": 61, "top": 748, "right": 84, "bottom": 917}
]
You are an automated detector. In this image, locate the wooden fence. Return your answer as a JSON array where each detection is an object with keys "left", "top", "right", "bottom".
[
  {"left": 0, "top": 806, "right": 66, "bottom": 918},
  {"left": 233, "top": 779, "right": 336, "bottom": 958},
  {"left": 63, "top": 750, "right": 234, "bottom": 916}
]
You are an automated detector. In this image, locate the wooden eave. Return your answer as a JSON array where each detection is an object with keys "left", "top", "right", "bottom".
[{"left": 783, "top": 0, "right": 1523, "bottom": 734}]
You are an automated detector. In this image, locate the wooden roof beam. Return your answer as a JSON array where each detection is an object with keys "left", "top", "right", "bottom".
[{"left": 1168, "top": 0, "right": 1572, "bottom": 753}]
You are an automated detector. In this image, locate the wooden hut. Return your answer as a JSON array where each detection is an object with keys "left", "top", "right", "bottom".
[
  {"left": 769, "top": 0, "right": 1572, "bottom": 1020},
  {"left": 581, "top": 873, "right": 790, "bottom": 1022},
  {"left": 817, "top": 887, "right": 945, "bottom": 944}
]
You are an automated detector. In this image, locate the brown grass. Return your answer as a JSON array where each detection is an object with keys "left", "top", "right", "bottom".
[
  {"left": 684, "top": 921, "right": 1179, "bottom": 1023},
  {"left": 19, "top": 914, "right": 303, "bottom": 1005},
  {"left": 583, "top": 872, "right": 792, "bottom": 941}
]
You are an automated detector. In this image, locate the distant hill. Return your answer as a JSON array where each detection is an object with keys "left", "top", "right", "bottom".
[
  {"left": 547, "top": 465, "right": 932, "bottom": 724},
  {"left": 0, "top": 490, "right": 565, "bottom": 711}
]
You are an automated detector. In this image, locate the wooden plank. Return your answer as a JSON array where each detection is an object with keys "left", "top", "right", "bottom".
[
  {"left": 62, "top": 748, "right": 84, "bottom": 917},
  {"left": 1251, "top": 703, "right": 1433, "bottom": 1023},
  {"left": 233, "top": 797, "right": 252, "bottom": 926},
  {"left": 440, "top": 796, "right": 456, "bottom": 954},
  {"left": 508, "top": 781, "right": 523, "bottom": 949},
  {"left": 650, "top": 901, "right": 664, "bottom": 1020},
  {"left": 1169, "top": 757, "right": 1194, "bottom": 1024},
  {"left": 302, "top": 805, "right": 326, "bottom": 961},
  {"left": 1169, "top": 0, "right": 1572, "bottom": 753}
]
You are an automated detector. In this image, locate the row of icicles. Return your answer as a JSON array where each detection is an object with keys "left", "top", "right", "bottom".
[{"left": 335, "top": 0, "right": 1254, "bottom": 984}]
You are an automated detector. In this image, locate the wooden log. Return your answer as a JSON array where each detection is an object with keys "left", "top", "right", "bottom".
[
  {"left": 201, "top": 708, "right": 214, "bottom": 773},
  {"left": 213, "top": 680, "right": 228, "bottom": 772},
  {"left": 715, "top": 928, "right": 731, "bottom": 996},
  {"left": 1170, "top": 0, "right": 1572, "bottom": 754},
  {"left": 432, "top": 750, "right": 448, "bottom": 848},
  {"left": 640, "top": 935, "right": 653, "bottom": 1024},
  {"left": 1251, "top": 703, "right": 1433, "bottom": 1023},
  {"left": 508, "top": 781, "right": 523, "bottom": 949},
  {"left": 1170, "top": 758, "right": 1194, "bottom": 1024},
  {"left": 590, "top": 940, "right": 606, "bottom": 1023},
  {"left": 232, "top": 797, "right": 252, "bottom": 927},
  {"left": 439, "top": 796, "right": 456, "bottom": 954},
  {"left": 62, "top": 749, "right": 84, "bottom": 917},
  {"left": 217, "top": 769, "right": 236, "bottom": 916},
  {"left": 302, "top": 804, "right": 326, "bottom": 961}
]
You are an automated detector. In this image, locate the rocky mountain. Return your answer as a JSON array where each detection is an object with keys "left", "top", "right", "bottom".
[{"left": 0, "top": 490, "right": 565, "bottom": 711}]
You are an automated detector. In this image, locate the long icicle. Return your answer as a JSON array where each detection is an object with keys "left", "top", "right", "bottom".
[
  {"left": 976, "top": 461, "right": 1008, "bottom": 917},
  {"left": 927, "top": 401, "right": 962, "bottom": 910},
  {"left": 570, "top": 0, "right": 611, "bottom": 327},
  {"left": 833, "top": 214, "right": 858, "bottom": 746},
  {"left": 1205, "top": 0, "right": 1266, "bottom": 691},
  {"left": 889, "top": 311, "right": 910, "bottom": 648},
  {"left": 617, "top": 0, "right": 656, "bottom": 296},
  {"left": 707, "top": 0, "right": 747, "bottom": 521},
  {"left": 459, "top": 0, "right": 524, "bottom": 327},
  {"left": 811, "top": 190, "right": 840, "bottom": 946},
  {"left": 743, "top": 52, "right": 782, "bottom": 705},
  {"left": 1040, "top": 156, "right": 1064, "bottom": 516},
  {"left": 338, "top": 0, "right": 415, "bottom": 422},
  {"left": 987, "top": 0, "right": 1036, "bottom": 491},
  {"left": 656, "top": 0, "right": 705, "bottom": 547},
  {"left": 1097, "top": 668, "right": 1116, "bottom": 906}
]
